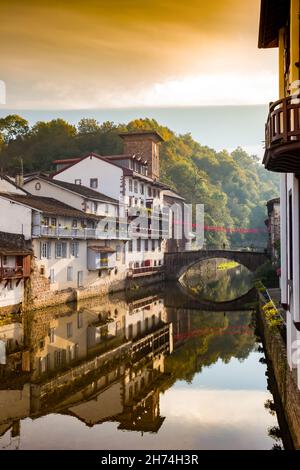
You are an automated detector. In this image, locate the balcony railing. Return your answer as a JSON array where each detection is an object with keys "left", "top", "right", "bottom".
[
  {"left": 266, "top": 95, "right": 300, "bottom": 148},
  {"left": 264, "top": 95, "right": 300, "bottom": 172},
  {"left": 128, "top": 266, "right": 164, "bottom": 278},
  {"left": 33, "top": 225, "right": 129, "bottom": 240},
  {"left": 0, "top": 266, "right": 23, "bottom": 279}
]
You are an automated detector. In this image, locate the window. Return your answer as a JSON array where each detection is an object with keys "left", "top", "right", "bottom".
[
  {"left": 137, "top": 239, "right": 141, "bottom": 252},
  {"left": 55, "top": 242, "right": 67, "bottom": 258},
  {"left": 134, "top": 180, "right": 138, "bottom": 193},
  {"left": 153, "top": 189, "right": 157, "bottom": 197},
  {"left": 92, "top": 202, "right": 98, "bottom": 214},
  {"left": 72, "top": 219, "right": 78, "bottom": 228},
  {"left": 35, "top": 182, "right": 41, "bottom": 190},
  {"left": 75, "top": 179, "right": 82, "bottom": 185},
  {"left": 129, "top": 179, "right": 133, "bottom": 192},
  {"left": 70, "top": 241, "right": 79, "bottom": 258},
  {"left": 128, "top": 240, "right": 133, "bottom": 253},
  {"left": 49, "top": 328, "right": 55, "bottom": 343},
  {"left": 67, "top": 322, "right": 73, "bottom": 338},
  {"left": 43, "top": 217, "right": 50, "bottom": 226},
  {"left": 140, "top": 183, "right": 144, "bottom": 195},
  {"left": 67, "top": 266, "right": 73, "bottom": 282},
  {"left": 144, "top": 239, "right": 148, "bottom": 251},
  {"left": 148, "top": 187, "right": 152, "bottom": 197},
  {"left": 40, "top": 241, "right": 51, "bottom": 259},
  {"left": 51, "top": 218, "right": 57, "bottom": 226},
  {"left": 105, "top": 203, "right": 109, "bottom": 214},
  {"left": 152, "top": 239, "right": 156, "bottom": 251},
  {"left": 158, "top": 242, "right": 161, "bottom": 252},
  {"left": 90, "top": 178, "right": 98, "bottom": 188}
]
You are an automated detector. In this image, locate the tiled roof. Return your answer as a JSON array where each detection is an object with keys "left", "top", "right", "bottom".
[{"left": 0, "top": 193, "right": 98, "bottom": 220}]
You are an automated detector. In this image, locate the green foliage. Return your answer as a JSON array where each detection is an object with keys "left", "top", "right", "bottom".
[
  {"left": 0, "top": 115, "right": 279, "bottom": 246},
  {"left": 255, "top": 261, "right": 279, "bottom": 288}
]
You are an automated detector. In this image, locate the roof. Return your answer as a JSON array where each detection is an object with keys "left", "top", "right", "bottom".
[
  {"left": 0, "top": 193, "right": 98, "bottom": 220},
  {"left": 105, "top": 154, "right": 148, "bottom": 165},
  {"left": 51, "top": 152, "right": 125, "bottom": 178},
  {"left": 53, "top": 158, "right": 82, "bottom": 165},
  {"left": 162, "top": 189, "right": 185, "bottom": 201},
  {"left": 258, "top": 0, "right": 289, "bottom": 48},
  {"left": 26, "top": 176, "right": 119, "bottom": 204},
  {"left": 0, "top": 175, "right": 28, "bottom": 194},
  {"left": 119, "top": 131, "right": 164, "bottom": 143},
  {"left": 0, "top": 237, "right": 32, "bottom": 256}
]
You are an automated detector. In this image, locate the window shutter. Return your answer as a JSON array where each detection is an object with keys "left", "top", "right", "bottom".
[{"left": 47, "top": 242, "right": 51, "bottom": 259}]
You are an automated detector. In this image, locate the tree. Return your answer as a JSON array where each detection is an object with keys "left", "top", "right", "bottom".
[
  {"left": 77, "top": 118, "right": 100, "bottom": 134},
  {"left": 0, "top": 114, "right": 29, "bottom": 143}
]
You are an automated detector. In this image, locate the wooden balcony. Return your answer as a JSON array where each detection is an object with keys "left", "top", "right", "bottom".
[
  {"left": 0, "top": 266, "right": 24, "bottom": 280},
  {"left": 264, "top": 95, "right": 300, "bottom": 173}
]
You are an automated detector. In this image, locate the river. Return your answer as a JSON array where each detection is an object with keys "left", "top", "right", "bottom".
[{"left": 0, "top": 260, "right": 291, "bottom": 450}]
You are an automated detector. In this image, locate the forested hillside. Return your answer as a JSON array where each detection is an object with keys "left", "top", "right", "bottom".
[{"left": 0, "top": 115, "right": 279, "bottom": 247}]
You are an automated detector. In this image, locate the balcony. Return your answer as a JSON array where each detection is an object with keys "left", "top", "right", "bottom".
[
  {"left": 33, "top": 225, "right": 129, "bottom": 240},
  {"left": 0, "top": 266, "right": 24, "bottom": 280},
  {"left": 264, "top": 95, "right": 300, "bottom": 172},
  {"left": 127, "top": 266, "right": 164, "bottom": 278}
]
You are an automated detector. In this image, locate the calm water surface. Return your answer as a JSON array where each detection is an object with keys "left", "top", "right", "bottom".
[{"left": 0, "top": 261, "right": 287, "bottom": 450}]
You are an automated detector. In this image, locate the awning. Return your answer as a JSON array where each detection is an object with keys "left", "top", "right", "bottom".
[{"left": 88, "top": 246, "right": 116, "bottom": 253}]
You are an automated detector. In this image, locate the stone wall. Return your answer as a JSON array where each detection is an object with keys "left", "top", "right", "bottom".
[{"left": 258, "top": 299, "right": 300, "bottom": 449}]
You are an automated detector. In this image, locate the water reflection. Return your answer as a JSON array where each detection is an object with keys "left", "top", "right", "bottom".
[
  {"left": 0, "top": 280, "right": 287, "bottom": 450},
  {"left": 182, "top": 259, "right": 254, "bottom": 302}
]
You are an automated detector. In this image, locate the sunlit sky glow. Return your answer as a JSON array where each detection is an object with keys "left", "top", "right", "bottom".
[{"left": 0, "top": 0, "right": 277, "bottom": 109}]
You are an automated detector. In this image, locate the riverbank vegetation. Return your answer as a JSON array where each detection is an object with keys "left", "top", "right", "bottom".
[{"left": 0, "top": 115, "right": 279, "bottom": 247}]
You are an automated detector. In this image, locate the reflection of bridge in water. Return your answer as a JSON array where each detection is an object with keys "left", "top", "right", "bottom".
[{"left": 164, "top": 284, "right": 257, "bottom": 312}]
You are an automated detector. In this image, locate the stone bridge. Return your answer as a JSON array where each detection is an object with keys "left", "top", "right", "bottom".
[{"left": 164, "top": 249, "right": 268, "bottom": 280}]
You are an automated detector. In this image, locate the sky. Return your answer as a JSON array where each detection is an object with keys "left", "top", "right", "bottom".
[{"left": 0, "top": 0, "right": 278, "bottom": 109}]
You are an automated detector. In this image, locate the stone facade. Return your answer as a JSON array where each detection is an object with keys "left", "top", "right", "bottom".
[{"left": 258, "top": 298, "right": 300, "bottom": 449}]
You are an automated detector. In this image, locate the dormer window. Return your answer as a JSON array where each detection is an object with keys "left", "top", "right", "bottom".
[{"left": 90, "top": 178, "right": 98, "bottom": 189}]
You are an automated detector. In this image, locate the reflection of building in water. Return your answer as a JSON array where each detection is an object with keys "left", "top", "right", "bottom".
[{"left": 0, "top": 289, "right": 172, "bottom": 444}]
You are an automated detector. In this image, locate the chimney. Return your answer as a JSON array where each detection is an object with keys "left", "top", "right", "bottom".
[
  {"left": 119, "top": 131, "right": 164, "bottom": 180},
  {"left": 15, "top": 174, "right": 24, "bottom": 187}
]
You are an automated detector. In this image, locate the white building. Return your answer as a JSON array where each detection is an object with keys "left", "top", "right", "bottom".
[{"left": 51, "top": 132, "right": 173, "bottom": 275}]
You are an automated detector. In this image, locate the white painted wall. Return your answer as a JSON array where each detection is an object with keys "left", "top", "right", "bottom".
[
  {"left": 0, "top": 280, "right": 24, "bottom": 309},
  {"left": 53, "top": 156, "right": 123, "bottom": 201},
  {"left": 0, "top": 196, "right": 32, "bottom": 239}
]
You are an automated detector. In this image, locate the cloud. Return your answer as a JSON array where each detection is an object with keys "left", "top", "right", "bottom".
[{"left": 0, "top": 0, "right": 277, "bottom": 109}]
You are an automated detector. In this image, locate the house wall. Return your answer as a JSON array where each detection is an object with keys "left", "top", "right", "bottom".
[
  {"left": 0, "top": 197, "right": 32, "bottom": 240},
  {"left": 53, "top": 156, "right": 123, "bottom": 201},
  {"left": 0, "top": 280, "right": 24, "bottom": 313}
]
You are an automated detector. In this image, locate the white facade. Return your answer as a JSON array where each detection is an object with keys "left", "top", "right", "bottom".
[
  {"left": 0, "top": 196, "right": 32, "bottom": 240},
  {"left": 53, "top": 155, "right": 123, "bottom": 201}
]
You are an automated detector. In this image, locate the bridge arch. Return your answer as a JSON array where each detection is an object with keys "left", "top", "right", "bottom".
[{"left": 164, "top": 249, "right": 268, "bottom": 281}]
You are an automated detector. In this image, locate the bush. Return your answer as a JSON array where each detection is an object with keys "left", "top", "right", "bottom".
[{"left": 254, "top": 261, "right": 279, "bottom": 288}]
